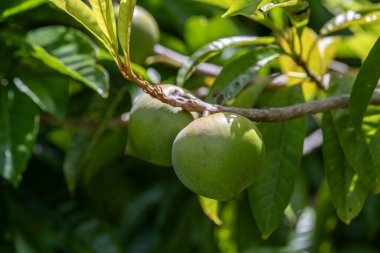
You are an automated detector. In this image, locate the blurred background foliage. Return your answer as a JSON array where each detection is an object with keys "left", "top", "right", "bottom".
[{"left": 1, "top": 0, "right": 380, "bottom": 252}]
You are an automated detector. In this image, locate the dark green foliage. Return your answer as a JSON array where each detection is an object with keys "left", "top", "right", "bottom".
[{"left": 2, "top": 0, "right": 380, "bottom": 252}]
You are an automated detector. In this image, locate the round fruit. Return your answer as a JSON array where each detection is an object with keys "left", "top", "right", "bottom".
[
  {"left": 127, "top": 85, "right": 194, "bottom": 167},
  {"left": 130, "top": 6, "right": 160, "bottom": 64},
  {"left": 172, "top": 112, "right": 265, "bottom": 201}
]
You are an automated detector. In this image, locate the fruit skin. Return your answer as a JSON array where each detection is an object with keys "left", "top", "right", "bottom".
[
  {"left": 127, "top": 85, "right": 194, "bottom": 167},
  {"left": 172, "top": 112, "right": 265, "bottom": 201},
  {"left": 130, "top": 6, "right": 160, "bottom": 64}
]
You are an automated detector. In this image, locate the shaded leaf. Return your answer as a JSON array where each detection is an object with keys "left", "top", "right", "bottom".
[
  {"left": 89, "top": 0, "right": 118, "bottom": 54},
  {"left": 0, "top": 85, "right": 38, "bottom": 187},
  {"left": 48, "top": 0, "right": 114, "bottom": 56},
  {"left": 349, "top": 35, "right": 380, "bottom": 128},
  {"left": 194, "top": 0, "right": 230, "bottom": 9},
  {"left": 207, "top": 47, "right": 279, "bottom": 104},
  {"left": 329, "top": 78, "right": 380, "bottom": 193},
  {"left": 0, "top": 0, "right": 45, "bottom": 21},
  {"left": 26, "top": 26, "right": 109, "bottom": 97},
  {"left": 222, "top": 0, "right": 263, "bottom": 18},
  {"left": 322, "top": 112, "right": 367, "bottom": 224},
  {"left": 320, "top": 10, "right": 380, "bottom": 35},
  {"left": 198, "top": 196, "right": 222, "bottom": 225},
  {"left": 177, "top": 36, "right": 275, "bottom": 86},
  {"left": 228, "top": 77, "right": 268, "bottom": 108},
  {"left": 249, "top": 86, "right": 306, "bottom": 238},
  {"left": 118, "top": 0, "right": 136, "bottom": 64},
  {"left": 14, "top": 73, "right": 69, "bottom": 118},
  {"left": 284, "top": 0, "right": 309, "bottom": 29}
]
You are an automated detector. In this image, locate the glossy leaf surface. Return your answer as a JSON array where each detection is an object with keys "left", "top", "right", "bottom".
[
  {"left": 177, "top": 36, "right": 275, "bottom": 86},
  {"left": 0, "top": 86, "right": 38, "bottom": 187},
  {"left": 349, "top": 35, "right": 380, "bottom": 128},
  {"left": 207, "top": 47, "right": 279, "bottom": 104}
]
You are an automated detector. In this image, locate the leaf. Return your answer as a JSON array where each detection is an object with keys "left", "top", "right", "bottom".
[
  {"left": 207, "top": 47, "right": 280, "bottom": 104},
  {"left": 64, "top": 129, "right": 93, "bottom": 193},
  {"left": 0, "top": 0, "right": 45, "bottom": 21},
  {"left": 349, "top": 35, "right": 380, "bottom": 128},
  {"left": 329, "top": 78, "right": 380, "bottom": 193},
  {"left": 249, "top": 86, "right": 306, "bottom": 239},
  {"left": 48, "top": 0, "right": 114, "bottom": 57},
  {"left": 222, "top": 0, "right": 263, "bottom": 18},
  {"left": 13, "top": 73, "right": 69, "bottom": 118},
  {"left": 26, "top": 26, "right": 109, "bottom": 97},
  {"left": 0, "top": 85, "right": 38, "bottom": 187},
  {"left": 259, "top": 0, "right": 297, "bottom": 13},
  {"left": 228, "top": 77, "right": 268, "bottom": 108},
  {"left": 198, "top": 196, "right": 222, "bottom": 225},
  {"left": 322, "top": 112, "right": 367, "bottom": 224},
  {"left": 320, "top": 10, "right": 380, "bottom": 35},
  {"left": 88, "top": 0, "right": 118, "bottom": 54},
  {"left": 176, "top": 36, "right": 275, "bottom": 86},
  {"left": 118, "top": 0, "right": 136, "bottom": 60},
  {"left": 194, "top": 0, "right": 230, "bottom": 9},
  {"left": 283, "top": 0, "right": 310, "bottom": 29}
]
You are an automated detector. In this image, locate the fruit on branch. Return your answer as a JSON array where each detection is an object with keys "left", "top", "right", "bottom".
[
  {"left": 127, "top": 85, "right": 194, "bottom": 166},
  {"left": 172, "top": 112, "right": 265, "bottom": 201},
  {"left": 130, "top": 6, "right": 160, "bottom": 64}
]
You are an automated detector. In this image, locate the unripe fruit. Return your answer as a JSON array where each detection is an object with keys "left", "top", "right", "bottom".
[
  {"left": 127, "top": 85, "right": 194, "bottom": 167},
  {"left": 172, "top": 112, "right": 265, "bottom": 201},
  {"left": 130, "top": 6, "right": 160, "bottom": 64}
]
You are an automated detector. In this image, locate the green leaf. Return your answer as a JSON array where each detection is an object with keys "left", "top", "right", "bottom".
[
  {"left": 284, "top": 0, "right": 309, "bottom": 29},
  {"left": 176, "top": 36, "right": 275, "bottom": 86},
  {"left": 64, "top": 129, "right": 93, "bottom": 193},
  {"left": 0, "top": 85, "right": 38, "bottom": 187},
  {"left": 320, "top": 10, "right": 380, "bottom": 35},
  {"left": 222, "top": 0, "right": 263, "bottom": 17},
  {"left": 48, "top": 0, "right": 114, "bottom": 57},
  {"left": 88, "top": 0, "right": 118, "bottom": 54},
  {"left": 26, "top": 26, "right": 109, "bottom": 97},
  {"left": 259, "top": 0, "right": 297, "bottom": 13},
  {"left": 249, "top": 86, "right": 306, "bottom": 239},
  {"left": 329, "top": 78, "right": 380, "bottom": 193},
  {"left": 14, "top": 73, "right": 69, "bottom": 118},
  {"left": 0, "top": 0, "right": 45, "bottom": 21},
  {"left": 322, "top": 112, "right": 367, "bottom": 224},
  {"left": 194, "top": 0, "right": 230, "bottom": 9},
  {"left": 228, "top": 77, "right": 268, "bottom": 108},
  {"left": 198, "top": 196, "right": 222, "bottom": 225},
  {"left": 118, "top": 0, "right": 136, "bottom": 65},
  {"left": 207, "top": 47, "right": 279, "bottom": 104},
  {"left": 349, "top": 35, "right": 380, "bottom": 128}
]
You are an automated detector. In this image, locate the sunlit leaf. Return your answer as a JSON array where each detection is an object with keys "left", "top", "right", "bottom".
[
  {"left": 118, "top": 0, "right": 136, "bottom": 65},
  {"left": 249, "top": 86, "right": 306, "bottom": 239},
  {"left": 322, "top": 112, "right": 367, "bottom": 224},
  {"left": 222, "top": 0, "right": 263, "bottom": 17},
  {"left": 26, "top": 26, "right": 109, "bottom": 97},
  {"left": 349, "top": 35, "right": 380, "bottom": 128},
  {"left": 198, "top": 196, "right": 222, "bottom": 225},
  {"left": 207, "top": 47, "right": 279, "bottom": 104},
  {"left": 14, "top": 73, "right": 69, "bottom": 118},
  {"left": 88, "top": 0, "right": 118, "bottom": 54},
  {"left": 0, "top": 85, "right": 38, "bottom": 187},
  {"left": 0, "top": 0, "right": 45, "bottom": 21},
  {"left": 320, "top": 10, "right": 380, "bottom": 35},
  {"left": 177, "top": 36, "right": 275, "bottom": 86},
  {"left": 48, "top": 0, "right": 115, "bottom": 56},
  {"left": 259, "top": 0, "right": 297, "bottom": 13}
]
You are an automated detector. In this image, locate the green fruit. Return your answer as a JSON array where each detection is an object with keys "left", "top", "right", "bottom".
[
  {"left": 172, "top": 112, "right": 265, "bottom": 201},
  {"left": 130, "top": 6, "right": 160, "bottom": 64},
  {"left": 127, "top": 85, "right": 194, "bottom": 166}
]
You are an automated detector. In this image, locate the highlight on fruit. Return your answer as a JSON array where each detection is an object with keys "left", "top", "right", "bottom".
[
  {"left": 171, "top": 112, "right": 266, "bottom": 201},
  {"left": 126, "top": 84, "right": 194, "bottom": 167}
]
